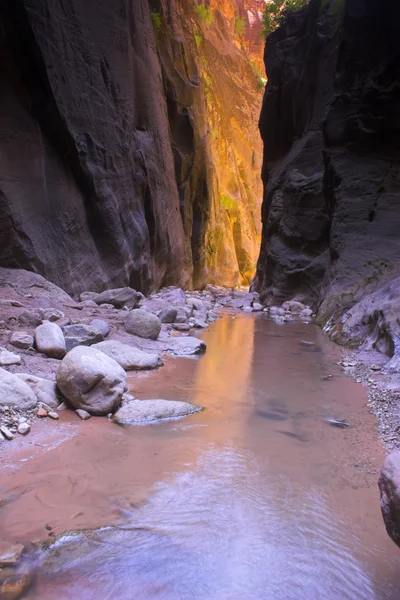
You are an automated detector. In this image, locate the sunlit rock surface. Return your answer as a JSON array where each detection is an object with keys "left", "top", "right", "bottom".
[{"left": 0, "top": 0, "right": 262, "bottom": 296}]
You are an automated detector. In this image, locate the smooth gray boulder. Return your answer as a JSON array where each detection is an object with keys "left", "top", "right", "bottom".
[
  {"left": 16, "top": 374, "right": 63, "bottom": 409},
  {"left": 113, "top": 399, "right": 202, "bottom": 424},
  {"left": 10, "top": 331, "right": 34, "bottom": 349},
  {"left": 93, "top": 340, "right": 162, "bottom": 371},
  {"left": 161, "top": 288, "right": 186, "bottom": 304},
  {"left": 90, "top": 319, "right": 110, "bottom": 337},
  {"left": 56, "top": 346, "right": 127, "bottom": 416},
  {"left": 124, "top": 309, "right": 161, "bottom": 340},
  {"left": 379, "top": 452, "right": 400, "bottom": 548},
  {"left": 0, "top": 368, "right": 37, "bottom": 409},
  {"left": 35, "top": 321, "right": 66, "bottom": 358},
  {"left": 160, "top": 307, "right": 178, "bottom": 324},
  {"left": 63, "top": 324, "right": 104, "bottom": 351},
  {"left": 88, "top": 288, "right": 142, "bottom": 309},
  {"left": 168, "top": 336, "right": 206, "bottom": 356},
  {"left": 0, "top": 348, "right": 21, "bottom": 366}
]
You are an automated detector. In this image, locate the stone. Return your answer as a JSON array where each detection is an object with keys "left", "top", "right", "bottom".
[
  {"left": 282, "top": 300, "right": 306, "bottom": 313},
  {"left": 16, "top": 374, "right": 63, "bottom": 409},
  {"left": 0, "top": 268, "right": 72, "bottom": 302},
  {"left": 90, "top": 319, "right": 110, "bottom": 337},
  {"left": 93, "top": 340, "right": 162, "bottom": 371},
  {"left": 113, "top": 399, "right": 202, "bottom": 424},
  {"left": 194, "top": 319, "right": 207, "bottom": 328},
  {"left": 0, "top": 350, "right": 21, "bottom": 366},
  {"left": 43, "top": 308, "right": 65, "bottom": 322},
  {"left": 242, "top": 306, "right": 252, "bottom": 313},
  {"left": 80, "top": 300, "right": 98, "bottom": 307},
  {"left": 0, "top": 542, "right": 24, "bottom": 566},
  {"left": 18, "top": 310, "right": 43, "bottom": 327},
  {"left": 17, "top": 422, "right": 30, "bottom": 435},
  {"left": 80, "top": 292, "right": 98, "bottom": 302},
  {"left": 379, "top": 452, "right": 400, "bottom": 548},
  {"left": 0, "top": 368, "right": 37, "bottom": 410},
  {"left": 37, "top": 407, "right": 48, "bottom": 418},
  {"left": 75, "top": 409, "right": 92, "bottom": 421},
  {"left": 99, "top": 304, "right": 114, "bottom": 309},
  {"left": 56, "top": 346, "right": 127, "bottom": 416},
  {"left": 63, "top": 324, "right": 104, "bottom": 351},
  {"left": 124, "top": 309, "right": 161, "bottom": 340},
  {"left": 0, "top": 426, "right": 13, "bottom": 440},
  {"left": 160, "top": 307, "right": 178, "bottom": 324},
  {"left": 10, "top": 332, "right": 34, "bottom": 350},
  {"left": 48, "top": 411, "right": 59, "bottom": 420},
  {"left": 172, "top": 323, "right": 191, "bottom": 332},
  {"left": 35, "top": 321, "right": 66, "bottom": 359},
  {"left": 252, "top": 303, "right": 264, "bottom": 312},
  {"left": 161, "top": 288, "right": 186, "bottom": 304},
  {"left": 90, "top": 288, "right": 142, "bottom": 309},
  {"left": 168, "top": 337, "right": 206, "bottom": 356}
]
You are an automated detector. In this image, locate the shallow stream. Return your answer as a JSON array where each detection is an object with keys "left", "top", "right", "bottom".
[{"left": 1, "top": 314, "right": 400, "bottom": 599}]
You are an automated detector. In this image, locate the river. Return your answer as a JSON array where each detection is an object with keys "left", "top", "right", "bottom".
[{"left": 1, "top": 314, "right": 400, "bottom": 599}]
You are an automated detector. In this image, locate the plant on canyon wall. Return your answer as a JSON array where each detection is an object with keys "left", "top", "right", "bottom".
[
  {"left": 235, "top": 15, "right": 246, "bottom": 38},
  {"left": 194, "top": 4, "right": 214, "bottom": 26},
  {"left": 261, "top": 0, "right": 309, "bottom": 37}
]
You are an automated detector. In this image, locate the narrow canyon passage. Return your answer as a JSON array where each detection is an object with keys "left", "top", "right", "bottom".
[{"left": 3, "top": 314, "right": 400, "bottom": 599}]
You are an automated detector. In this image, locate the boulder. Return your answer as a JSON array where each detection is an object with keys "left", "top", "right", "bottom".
[
  {"left": 0, "top": 349, "right": 21, "bottom": 366},
  {"left": 56, "top": 346, "right": 127, "bottom": 416},
  {"left": 0, "top": 368, "right": 37, "bottom": 409},
  {"left": 379, "top": 452, "right": 400, "bottom": 548},
  {"left": 168, "top": 337, "right": 206, "bottom": 356},
  {"left": 43, "top": 308, "right": 65, "bottom": 322},
  {"left": 113, "top": 399, "right": 202, "bottom": 424},
  {"left": 18, "top": 310, "right": 43, "bottom": 327},
  {"left": 80, "top": 292, "right": 98, "bottom": 302},
  {"left": 10, "top": 332, "right": 34, "bottom": 350},
  {"left": 63, "top": 324, "right": 104, "bottom": 351},
  {"left": 159, "top": 307, "right": 177, "bottom": 324},
  {"left": 282, "top": 300, "right": 306, "bottom": 313},
  {"left": 93, "top": 340, "right": 162, "bottom": 371},
  {"left": 16, "top": 374, "right": 63, "bottom": 409},
  {"left": 90, "top": 288, "right": 142, "bottom": 309},
  {"left": 0, "top": 268, "right": 72, "bottom": 302},
  {"left": 124, "top": 309, "right": 161, "bottom": 340},
  {"left": 35, "top": 321, "right": 66, "bottom": 358},
  {"left": 90, "top": 319, "right": 110, "bottom": 337},
  {"left": 161, "top": 288, "right": 186, "bottom": 304}
]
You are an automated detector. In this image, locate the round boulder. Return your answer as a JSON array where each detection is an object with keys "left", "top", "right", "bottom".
[
  {"left": 35, "top": 321, "right": 66, "bottom": 359},
  {"left": 93, "top": 340, "right": 162, "bottom": 371},
  {"left": 124, "top": 309, "right": 161, "bottom": 340},
  {"left": 56, "top": 346, "right": 127, "bottom": 416},
  {"left": 0, "top": 367, "right": 37, "bottom": 410}
]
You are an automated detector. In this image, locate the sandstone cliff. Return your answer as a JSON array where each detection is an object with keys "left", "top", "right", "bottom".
[
  {"left": 0, "top": 0, "right": 263, "bottom": 297},
  {"left": 254, "top": 0, "right": 400, "bottom": 364}
]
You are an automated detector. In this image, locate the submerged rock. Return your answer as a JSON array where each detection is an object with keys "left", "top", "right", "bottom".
[
  {"left": 56, "top": 346, "right": 126, "bottom": 416},
  {"left": 93, "top": 340, "right": 162, "bottom": 371},
  {"left": 168, "top": 337, "right": 206, "bottom": 356},
  {"left": 113, "top": 399, "right": 202, "bottom": 424}
]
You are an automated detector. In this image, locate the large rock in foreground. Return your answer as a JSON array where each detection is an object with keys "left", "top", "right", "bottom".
[
  {"left": 0, "top": 368, "right": 37, "bottom": 410},
  {"left": 113, "top": 399, "right": 202, "bottom": 425},
  {"left": 56, "top": 346, "right": 126, "bottom": 416},
  {"left": 379, "top": 452, "right": 400, "bottom": 548},
  {"left": 124, "top": 310, "right": 161, "bottom": 340},
  {"left": 93, "top": 341, "right": 162, "bottom": 371}
]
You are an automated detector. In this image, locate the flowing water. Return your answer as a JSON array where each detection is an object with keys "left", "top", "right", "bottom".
[{"left": 1, "top": 314, "right": 400, "bottom": 599}]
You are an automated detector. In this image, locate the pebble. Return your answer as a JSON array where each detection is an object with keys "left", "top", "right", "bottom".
[
  {"left": 0, "top": 426, "right": 14, "bottom": 440},
  {"left": 370, "top": 364, "right": 382, "bottom": 371},
  {"left": 75, "top": 409, "right": 91, "bottom": 421},
  {"left": 37, "top": 407, "right": 48, "bottom": 418},
  {"left": 17, "top": 423, "right": 30, "bottom": 435},
  {"left": 48, "top": 412, "right": 59, "bottom": 420}
]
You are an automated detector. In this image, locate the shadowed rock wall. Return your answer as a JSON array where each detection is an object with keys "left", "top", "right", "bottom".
[
  {"left": 254, "top": 0, "right": 400, "bottom": 357},
  {"left": 0, "top": 0, "right": 263, "bottom": 297}
]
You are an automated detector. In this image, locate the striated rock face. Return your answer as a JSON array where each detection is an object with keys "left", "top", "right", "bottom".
[
  {"left": 0, "top": 0, "right": 262, "bottom": 297},
  {"left": 254, "top": 0, "right": 400, "bottom": 360}
]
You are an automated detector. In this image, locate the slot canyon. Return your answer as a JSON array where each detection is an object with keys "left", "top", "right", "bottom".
[{"left": 0, "top": 0, "right": 400, "bottom": 598}]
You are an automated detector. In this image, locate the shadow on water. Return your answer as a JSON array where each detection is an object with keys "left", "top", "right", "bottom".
[{"left": 4, "top": 315, "right": 400, "bottom": 599}]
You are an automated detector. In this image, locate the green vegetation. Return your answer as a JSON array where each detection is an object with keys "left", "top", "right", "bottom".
[
  {"left": 150, "top": 10, "right": 162, "bottom": 32},
  {"left": 194, "top": 4, "right": 214, "bottom": 26},
  {"left": 194, "top": 31, "right": 203, "bottom": 48},
  {"left": 220, "top": 195, "right": 237, "bottom": 211},
  {"left": 261, "top": 0, "right": 309, "bottom": 37},
  {"left": 250, "top": 60, "right": 267, "bottom": 89},
  {"left": 235, "top": 15, "right": 246, "bottom": 38}
]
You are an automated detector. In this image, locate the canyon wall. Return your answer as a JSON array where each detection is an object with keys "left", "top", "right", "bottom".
[
  {"left": 0, "top": 0, "right": 263, "bottom": 297},
  {"left": 254, "top": 0, "right": 400, "bottom": 364}
]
